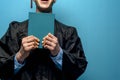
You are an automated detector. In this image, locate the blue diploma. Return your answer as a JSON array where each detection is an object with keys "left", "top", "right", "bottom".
[{"left": 28, "top": 12, "right": 55, "bottom": 48}]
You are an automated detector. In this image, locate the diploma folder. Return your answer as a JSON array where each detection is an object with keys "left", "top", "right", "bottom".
[{"left": 28, "top": 12, "right": 55, "bottom": 48}]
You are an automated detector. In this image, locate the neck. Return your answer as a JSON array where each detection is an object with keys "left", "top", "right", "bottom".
[{"left": 36, "top": 8, "right": 52, "bottom": 13}]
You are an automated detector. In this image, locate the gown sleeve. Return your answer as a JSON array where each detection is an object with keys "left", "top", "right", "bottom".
[
  {"left": 0, "top": 21, "right": 21, "bottom": 79},
  {"left": 62, "top": 27, "right": 88, "bottom": 80}
]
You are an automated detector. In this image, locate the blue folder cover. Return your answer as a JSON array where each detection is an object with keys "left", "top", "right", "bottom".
[{"left": 28, "top": 12, "right": 55, "bottom": 48}]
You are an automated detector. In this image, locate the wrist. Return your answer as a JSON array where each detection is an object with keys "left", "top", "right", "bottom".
[
  {"left": 51, "top": 47, "right": 60, "bottom": 57},
  {"left": 51, "top": 53, "right": 58, "bottom": 57},
  {"left": 16, "top": 52, "right": 25, "bottom": 64}
]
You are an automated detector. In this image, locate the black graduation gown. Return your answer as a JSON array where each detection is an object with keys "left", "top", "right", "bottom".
[{"left": 0, "top": 20, "right": 87, "bottom": 80}]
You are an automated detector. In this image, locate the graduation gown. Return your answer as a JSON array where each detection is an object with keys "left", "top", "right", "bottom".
[{"left": 0, "top": 20, "right": 87, "bottom": 80}]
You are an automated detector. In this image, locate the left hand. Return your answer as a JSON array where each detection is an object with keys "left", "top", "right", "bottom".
[{"left": 42, "top": 33, "right": 60, "bottom": 56}]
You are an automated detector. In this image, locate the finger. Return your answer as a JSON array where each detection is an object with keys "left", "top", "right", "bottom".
[
  {"left": 24, "top": 44, "right": 38, "bottom": 51},
  {"left": 48, "top": 33, "right": 58, "bottom": 43},
  {"left": 27, "top": 35, "right": 40, "bottom": 43},
  {"left": 48, "top": 33, "right": 55, "bottom": 38},
  {"left": 44, "top": 45, "right": 54, "bottom": 51},
  {"left": 23, "top": 41, "right": 39, "bottom": 49},
  {"left": 42, "top": 40, "right": 45, "bottom": 46},
  {"left": 24, "top": 41, "right": 39, "bottom": 47},
  {"left": 34, "top": 36, "right": 40, "bottom": 42},
  {"left": 42, "top": 39, "right": 52, "bottom": 47},
  {"left": 44, "top": 40, "right": 55, "bottom": 47},
  {"left": 42, "top": 35, "right": 48, "bottom": 46},
  {"left": 23, "top": 35, "right": 40, "bottom": 43},
  {"left": 43, "top": 35, "right": 55, "bottom": 43}
]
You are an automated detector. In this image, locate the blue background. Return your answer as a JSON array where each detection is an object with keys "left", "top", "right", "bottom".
[{"left": 0, "top": 0, "right": 120, "bottom": 80}]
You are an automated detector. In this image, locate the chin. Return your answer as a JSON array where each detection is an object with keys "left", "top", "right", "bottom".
[
  {"left": 37, "top": 5, "right": 52, "bottom": 13},
  {"left": 40, "top": 5, "right": 50, "bottom": 9}
]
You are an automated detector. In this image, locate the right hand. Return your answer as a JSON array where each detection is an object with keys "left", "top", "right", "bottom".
[{"left": 16, "top": 35, "right": 40, "bottom": 63}]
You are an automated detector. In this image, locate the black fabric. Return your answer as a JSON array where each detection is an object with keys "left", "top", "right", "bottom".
[{"left": 0, "top": 20, "right": 87, "bottom": 80}]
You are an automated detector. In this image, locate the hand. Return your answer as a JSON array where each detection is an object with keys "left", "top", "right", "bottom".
[
  {"left": 16, "top": 35, "right": 40, "bottom": 63},
  {"left": 42, "top": 33, "right": 60, "bottom": 56}
]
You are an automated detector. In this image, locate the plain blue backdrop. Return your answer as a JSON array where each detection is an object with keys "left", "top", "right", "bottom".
[{"left": 0, "top": 0, "right": 120, "bottom": 80}]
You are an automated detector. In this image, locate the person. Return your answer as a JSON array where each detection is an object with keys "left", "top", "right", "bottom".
[{"left": 0, "top": 0, "right": 87, "bottom": 80}]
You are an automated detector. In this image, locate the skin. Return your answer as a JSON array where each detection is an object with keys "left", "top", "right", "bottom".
[
  {"left": 16, "top": 0, "right": 60, "bottom": 63},
  {"left": 35, "top": 0, "right": 56, "bottom": 13}
]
